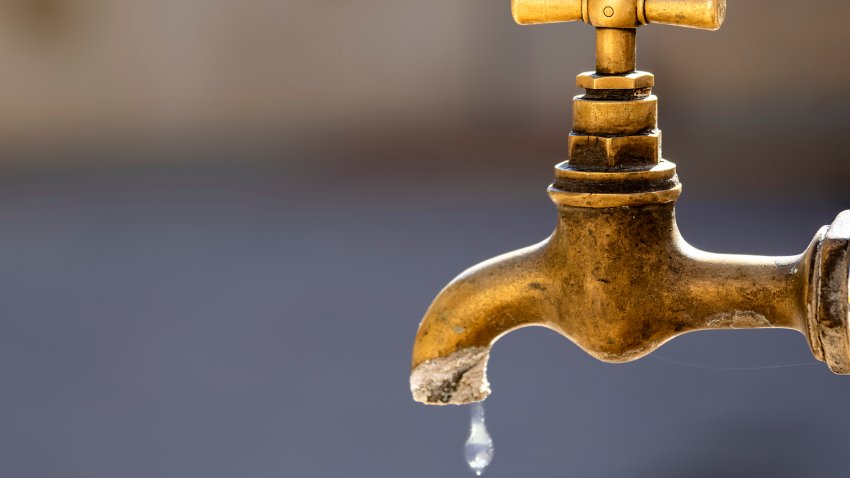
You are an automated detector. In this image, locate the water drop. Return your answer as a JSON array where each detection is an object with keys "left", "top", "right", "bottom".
[{"left": 464, "top": 402, "right": 494, "bottom": 476}]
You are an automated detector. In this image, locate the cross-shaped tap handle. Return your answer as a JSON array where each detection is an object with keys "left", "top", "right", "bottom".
[
  {"left": 513, "top": 0, "right": 726, "bottom": 30},
  {"left": 512, "top": 0, "right": 726, "bottom": 74}
]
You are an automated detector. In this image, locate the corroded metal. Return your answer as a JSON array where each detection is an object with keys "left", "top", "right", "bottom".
[{"left": 410, "top": 0, "right": 850, "bottom": 405}]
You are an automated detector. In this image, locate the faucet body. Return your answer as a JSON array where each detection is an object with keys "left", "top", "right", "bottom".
[
  {"left": 412, "top": 160, "right": 849, "bottom": 405},
  {"left": 410, "top": 0, "right": 850, "bottom": 405}
]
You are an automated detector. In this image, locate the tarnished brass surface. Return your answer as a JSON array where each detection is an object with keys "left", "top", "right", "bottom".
[{"left": 410, "top": 1, "right": 850, "bottom": 405}]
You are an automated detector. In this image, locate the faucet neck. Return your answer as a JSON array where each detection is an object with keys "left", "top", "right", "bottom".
[{"left": 596, "top": 28, "right": 636, "bottom": 75}]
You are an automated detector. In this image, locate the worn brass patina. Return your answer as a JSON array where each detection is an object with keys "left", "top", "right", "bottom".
[{"left": 410, "top": 0, "right": 850, "bottom": 405}]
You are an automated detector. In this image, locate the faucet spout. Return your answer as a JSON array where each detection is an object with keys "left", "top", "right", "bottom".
[{"left": 410, "top": 240, "right": 557, "bottom": 405}]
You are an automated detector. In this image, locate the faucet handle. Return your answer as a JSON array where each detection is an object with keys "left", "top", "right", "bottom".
[
  {"left": 511, "top": 0, "right": 583, "bottom": 25},
  {"left": 512, "top": 0, "right": 726, "bottom": 74},
  {"left": 640, "top": 0, "right": 726, "bottom": 30},
  {"left": 512, "top": 0, "right": 726, "bottom": 30}
]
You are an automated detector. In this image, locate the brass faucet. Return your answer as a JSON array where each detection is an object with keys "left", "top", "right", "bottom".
[{"left": 410, "top": 0, "right": 850, "bottom": 405}]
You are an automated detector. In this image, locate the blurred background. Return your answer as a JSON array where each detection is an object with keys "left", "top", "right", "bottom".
[{"left": 0, "top": 0, "right": 849, "bottom": 477}]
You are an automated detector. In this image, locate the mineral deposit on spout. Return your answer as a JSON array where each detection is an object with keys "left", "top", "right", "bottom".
[{"left": 410, "top": 347, "right": 490, "bottom": 405}]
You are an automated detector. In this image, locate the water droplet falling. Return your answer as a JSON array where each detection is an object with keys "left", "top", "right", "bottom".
[{"left": 464, "top": 402, "right": 494, "bottom": 476}]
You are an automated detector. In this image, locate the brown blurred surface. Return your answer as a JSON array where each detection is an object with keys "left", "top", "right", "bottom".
[{"left": 0, "top": 0, "right": 846, "bottom": 197}]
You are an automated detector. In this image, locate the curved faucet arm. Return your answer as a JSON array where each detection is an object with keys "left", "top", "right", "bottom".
[{"left": 410, "top": 239, "right": 558, "bottom": 405}]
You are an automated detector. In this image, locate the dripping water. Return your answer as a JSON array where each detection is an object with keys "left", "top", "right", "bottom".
[{"left": 464, "top": 402, "right": 494, "bottom": 476}]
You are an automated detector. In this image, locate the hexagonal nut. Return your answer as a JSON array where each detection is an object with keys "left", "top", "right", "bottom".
[
  {"left": 573, "top": 96, "right": 657, "bottom": 136},
  {"left": 568, "top": 131, "right": 661, "bottom": 169},
  {"left": 812, "top": 211, "right": 850, "bottom": 374},
  {"left": 576, "top": 71, "right": 655, "bottom": 90}
]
